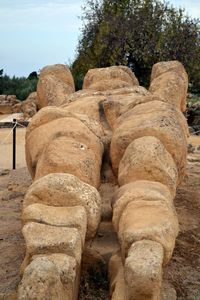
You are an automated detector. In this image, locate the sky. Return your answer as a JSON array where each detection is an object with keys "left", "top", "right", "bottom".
[{"left": 0, "top": 0, "right": 199, "bottom": 77}]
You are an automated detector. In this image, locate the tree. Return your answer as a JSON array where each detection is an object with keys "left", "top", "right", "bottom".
[
  {"left": 72, "top": 0, "right": 200, "bottom": 91},
  {"left": 28, "top": 71, "right": 38, "bottom": 80},
  {"left": 0, "top": 72, "right": 38, "bottom": 100}
]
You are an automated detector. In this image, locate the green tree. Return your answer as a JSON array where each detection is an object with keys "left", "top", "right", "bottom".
[
  {"left": 0, "top": 71, "right": 38, "bottom": 100},
  {"left": 72, "top": 0, "right": 200, "bottom": 91}
]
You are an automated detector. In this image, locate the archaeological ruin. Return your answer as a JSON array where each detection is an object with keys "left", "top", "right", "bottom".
[{"left": 17, "top": 61, "right": 188, "bottom": 299}]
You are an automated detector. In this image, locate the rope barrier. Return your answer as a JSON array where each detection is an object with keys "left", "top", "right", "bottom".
[
  {"left": 16, "top": 122, "right": 27, "bottom": 128},
  {"left": 0, "top": 122, "right": 17, "bottom": 145}
]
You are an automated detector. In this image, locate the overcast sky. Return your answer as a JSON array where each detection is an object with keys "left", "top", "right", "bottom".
[{"left": 0, "top": 0, "right": 199, "bottom": 77}]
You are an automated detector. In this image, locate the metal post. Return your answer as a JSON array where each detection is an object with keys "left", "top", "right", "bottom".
[{"left": 13, "top": 118, "right": 16, "bottom": 169}]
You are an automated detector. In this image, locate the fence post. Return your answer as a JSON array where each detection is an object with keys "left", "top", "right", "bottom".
[{"left": 13, "top": 118, "right": 16, "bottom": 169}]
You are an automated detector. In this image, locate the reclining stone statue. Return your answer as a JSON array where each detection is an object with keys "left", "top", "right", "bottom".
[{"left": 18, "top": 61, "right": 188, "bottom": 300}]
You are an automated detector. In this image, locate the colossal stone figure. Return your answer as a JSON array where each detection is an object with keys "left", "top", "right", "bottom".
[{"left": 18, "top": 62, "right": 188, "bottom": 300}]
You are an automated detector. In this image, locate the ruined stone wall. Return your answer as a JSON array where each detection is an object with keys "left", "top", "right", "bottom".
[{"left": 18, "top": 62, "right": 188, "bottom": 299}]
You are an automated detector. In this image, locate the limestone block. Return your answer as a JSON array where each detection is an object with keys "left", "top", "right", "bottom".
[
  {"left": 112, "top": 180, "right": 173, "bottom": 232},
  {"left": 109, "top": 251, "right": 128, "bottom": 300},
  {"left": 124, "top": 240, "right": 164, "bottom": 300},
  {"left": 110, "top": 100, "right": 188, "bottom": 181},
  {"left": 63, "top": 95, "right": 105, "bottom": 123},
  {"left": 150, "top": 61, "right": 188, "bottom": 112},
  {"left": 35, "top": 136, "right": 101, "bottom": 188},
  {"left": 103, "top": 87, "right": 151, "bottom": 129},
  {"left": 40, "top": 64, "right": 75, "bottom": 89},
  {"left": 26, "top": 106, "right": 104, "bottom": 139},
  {"left": 37, "top": 75, "right": 73, "bottom": 108},
  {"left": 83, "top": 66, "right": 139, "bottom": 90},
  {"left": 23, "top": 173, "right": 101, "bottom": 239},
  {"left": 86, "top": 79, "right": 135, "bottom": 91},
  {"left": 149, "top": 71, "right": 187, "bottom": 112},
  {"left": 118, "top": 200, "right": 179, "bottom": 264},
  {"left": 26, "top": 115, "right": 103, "bottom": 182},
  {"left": 118, "top": 136, "right": 178, "bottom": 196},
  {"left": 18, "top": 254, "right": 78, "bottom": 300},
  {"left": 22, "top": 222, "right": 82, "bottom": 265},
  {"left": 22, "top": 204, "right": 87, "bottom": 244},
  {"left": 32, "top": 253, "right": 79, "bottom": 300},
  {"left": 150, "top": 61, "right": 188, "bottom": 83},
  {"left": 37, "top": 64, "right": 75, "bottom": 108},
  {"left": 117, "top": 99, "right": 189, "bottom": 139}
]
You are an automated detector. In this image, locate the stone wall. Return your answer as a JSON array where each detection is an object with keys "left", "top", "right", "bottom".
[{"left": 18, "top": 62, "right": 188, "bottom": 299}]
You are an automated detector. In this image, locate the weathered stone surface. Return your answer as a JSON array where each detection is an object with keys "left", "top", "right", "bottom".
[
  {"left": 62, "top": 94, "right": 106, "bottom": 123},
  {"left": 26, "top": 106, "right": 104, "bottom": 139},
  {"left": 18, "top": 256, "right": 74, "bottom": 300},
  {"left": 37, "top": 64, "right": 75, "bottom": 108},
  {"left": 83, "top": 66, "right": 139, "bottom": 91},
  {"left": 40, "top": 64, "right": 75, "bottom": 89},
  {"left": 161, "top": 281, "right": 177, "bottom": 300},
  {"left": 22, "top": 204, "right": 87, "bottom": 244},
  {"left": 35, "top": 136, "right": 101, "bottom": 187},
  {"left": 109, "top": 251, "right": 128, "bottom": 300},
  {"left": 150, "top": 71, "right": 187, "bottom": 113},
  {"left": 118, "top": 136, "right": 178, "bottom": 196},
  {"left": 31, "top": 253, "right": 78, "bottom": 299},
  {"left": 150, "top": 60, "right": 188, "bottom": 84},
  {"left": 118, "top": 200, "right": 179, "bottom": 263},
  {"left": 37, "top": 75, "right": 73, "bottom": 108},
  {"left": 0, "top": 94, "right": 20, "bottom": 114},
  {"left": 150, "top": 61, "right": 188, "bottom": 112},
  {"left": 26, "top": 114, "right": 103, "bottom": 185},
  {"left": 23, "top": 173, "right": 101, "bottom": 239},
  {"left": 124, "top": 240, "right": 164, "bottom": 300},
  {"left": 110, "top": 100, "right": 188, "bottom": 181},
  {"left": 112, "top": 180, "right": 173, "bottom": 232},
  {"left": 103, "top": 87, "right": 151, "bottom": 129},
  {"left": 17, "top": 92, "right": 38, "bottom": 119},
  {"left": 22, "top": 222, "right": 82, "bottom": 265}
]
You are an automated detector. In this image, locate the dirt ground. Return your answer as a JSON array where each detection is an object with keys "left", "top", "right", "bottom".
[{"left": 0, "top": 131, "right": 199, "bottom": 299}]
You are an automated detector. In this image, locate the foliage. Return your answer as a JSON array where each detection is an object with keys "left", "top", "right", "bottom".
[
  {"left": 0, "top": 70, "right": 38, "bottom": 100},
  {"left": 72, "top": 0, "right": 200, "bottom": 92}
]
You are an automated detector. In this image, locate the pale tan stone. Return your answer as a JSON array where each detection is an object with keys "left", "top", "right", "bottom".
[
  {"left": 26, "top": 106, "right": 104, "bottom": 139},
  {"left": 124, "top": 240, "right": 164, "bottom": 300},
  {"left": 118, "top": 200, "right": 179, "bottom": 264},
  {"left": 40, "top": 64, "right": 75, "bottom": 88},
  {"left": 63, "top": 95, "right": 105, "bottom": 123},
  {"left": 37, "top": 74, "right": 73, "bottom": 108},
  {"left": 22, "top": 204, "right": 87, "bottom": 244},
  {"left": 26, "top": 115, "right": 103, "bottom": 184},
  {"left": 18, "top": 255, "right": 77, "bottom": 300},
  {"left": 31, "top": 253, "right": 79, "bottom": 300},
  {"left": 110, "top": 100, "right": 188, "bottom": 182},
  {"left": 109, "top": 251, "right": 128, "bottom": 300},
  {"left": 116, "top": 99, "right": 189, "bottom": 139},
  {"left": 23, "top": 173, "right": 101, "bottom": 239},
  {"left": 150, "top": 61, "right": 188, "bottom": 83},
  {"left": 37, "top": 64, "right": 75, "bottom": 108},
  {"left": 150, "top": 71, "right": 187, "bottom": 112},
  {"left": 83, "top": 66, "right": 139, "bottom": 90},
  {"left": 22, "top": 222, "right": 82, "bottom": 266},
  {"left": 35, "top": 136, "right": 101, "bottom": 188},
  {"left": 118, "top": 136, "right": 178, "bottom": 196},
  {"left": 103, "top": 87, "right": 151, "bottom": 129},
  {"left": 150, "top": 61, "right": 188, "bottom": 112},
  {"left": 112, "top": 180, "right": 173, "bottom": 232}
]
